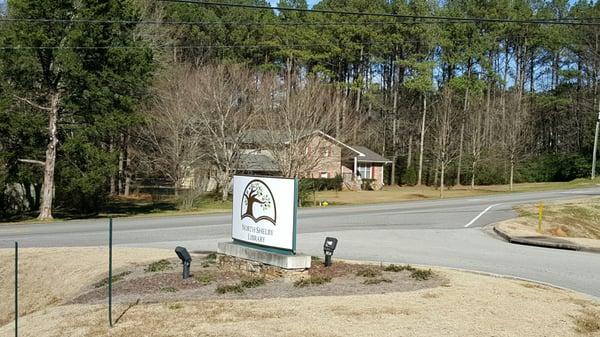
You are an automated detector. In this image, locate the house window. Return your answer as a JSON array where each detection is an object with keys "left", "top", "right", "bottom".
[
  {"left": 320, "top": 172, "right": 329, "bottom": 178},
  {"left": 357, "top": 163, "right": 371, "bottom": 179},
  {"left": 322, "top": 148, "right": 330, "bottom": 157}
]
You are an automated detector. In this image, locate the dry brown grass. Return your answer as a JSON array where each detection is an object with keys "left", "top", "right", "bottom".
[
  {"left": 573, "top": 308, "right": 600, "bottom": 334},
  {"left": 315, "top": 179, "right": 597, "bottom": 206},
  {"left": 0, "top": 247, "right": 172, "bottom": 325},
  {"left": 515, "top": 197, "right": 600, "bottom": 239},
  {"left": 1, "top": 268, "right": 598, "bottom": 337}
]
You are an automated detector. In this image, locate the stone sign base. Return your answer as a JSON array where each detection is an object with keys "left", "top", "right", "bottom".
[{"left": 217, "top": 241, "right": 311, "bottom": 270}]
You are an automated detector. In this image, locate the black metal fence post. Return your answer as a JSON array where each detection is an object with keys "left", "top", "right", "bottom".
[
  {"left": 108, "top": 217, "right": 113, "bottom": 328},
  {"left": 15, "top": 241, "right": 18, "bottom": 337}
]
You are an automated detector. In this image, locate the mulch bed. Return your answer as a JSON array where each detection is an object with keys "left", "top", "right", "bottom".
[{"left": 69, "top": 253, "right": 447, "bottom": 305}]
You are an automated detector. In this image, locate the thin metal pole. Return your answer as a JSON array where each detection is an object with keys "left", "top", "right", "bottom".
[
  {"left": 15, "top": 241, "right": 18, "bottom": 337},
  {"left": 592, "top": 111, "right": 600, "bottom": 180},
  {"left": 108, "top": 217, "right": 113, "bottom": 328}
]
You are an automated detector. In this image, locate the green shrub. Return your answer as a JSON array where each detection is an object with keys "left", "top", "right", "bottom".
[
  {"left": 361, "top": 179, "right": 376, "bottom": 190},
  {"left": 216, "top": 284, "right": 245, "bottom": 294},
  {"left": 410, "top": 269, "right": 434, "bottom": 281},
  {"left": 194, "top": 273, "right": 214, "bottom": 285},
  {"left": 356, "top": 267, "right": 382, "bottom": 278},
  {"left": 299, "top": 176, "right": 343, "bottom": 205},
  {"left": 240, "top": 276, "right": 266, "bottom": 288},
  {"left": 293, "top": 275, "right": 332, "bottom": 287},
  {"left": 145, "top": 259, "right": 172, "bottom": 273},
  {"left": 384, "top": 264, "right": 415, "bottom": 272}
]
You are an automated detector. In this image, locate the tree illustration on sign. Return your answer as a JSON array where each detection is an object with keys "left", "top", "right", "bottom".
[{"left": 241, "top": 180, "right": 276, "bottom": 225}]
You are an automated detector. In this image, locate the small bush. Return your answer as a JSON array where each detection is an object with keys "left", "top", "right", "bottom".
[
  {"left": 361, "top": 179, "right": 376, "bottom": 190},
  {"left": 216, "top": 284, "right": 245, "bottom": 294},
  {"left": 363, "top": 278, "right": 392, "bottom": 285},
  {"left": 311, "top": 256, "right": 322, "bottom": 262},
  {"left": 240, "top": 277, "right": 266, "bottom": 288},
  {"left": 356, "top": 267, "right": 382, "bottom": 278},
  {"left": 194, "top": 273, "right": 214, "bottom": 285},
  {"left": 205, "top": 252, "right": 217, "bottom": 260},
  {"left": 384, "top": 264, "right": 415, "bottom": 273},
  {"left": 94, "top": 271, "right": 131, "bottom": 288},
  {"left": 574, "top": 309, "right": 600, "bottom": 334},
  {"left": 294, "top": 275, "right": 332, "bottom": 287},
  {"left": 168, "top": 303, "right": 183, "bottom": 310},
  {"left": 160, "top": 286, "right": 177, "bottom": 293},
  {"left": 410, "top": 268, "right": 434, "bottom": 281},
  {"left": 145, "top": 259, "right": 172, "bottom": 273}
]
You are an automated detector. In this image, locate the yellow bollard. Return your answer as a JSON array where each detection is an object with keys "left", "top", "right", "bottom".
[{"left": 538, "top": 202, "right": 544, "bottom": 233}]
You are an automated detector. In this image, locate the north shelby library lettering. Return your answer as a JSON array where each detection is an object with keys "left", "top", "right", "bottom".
[
  {"left": 241, "top": 224, "right": 274, "bottom": 243},
  {"left": 232, "top": 175, "right": 297, "bottom": 251}
]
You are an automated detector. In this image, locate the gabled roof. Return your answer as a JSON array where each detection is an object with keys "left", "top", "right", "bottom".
[
  {"left": 351, "top": 145, "right": 391, "bottom": 163},
  {"left": 236, "top": 153, "right": 279, "bottom": 172},
  {"left": 239, "top": 129, "right": 364, "bottom": 155}
]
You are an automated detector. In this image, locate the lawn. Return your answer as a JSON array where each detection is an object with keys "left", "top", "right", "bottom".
[
  {"left": 2, "top": 179, "right": 597, "bottom": 224},
  {"left": 0, "top": 247, "right": 598, "bottom": 337},
  {"left": 514, "top": 197, "right": 600, "bottom": 240},
  {"left": 312, "top": 179, "right": 599, "bottom": 206}
]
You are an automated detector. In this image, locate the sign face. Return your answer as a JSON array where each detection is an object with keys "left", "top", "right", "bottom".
[{"left": 232, "top": 175, "right": 297, "bottom": 251}]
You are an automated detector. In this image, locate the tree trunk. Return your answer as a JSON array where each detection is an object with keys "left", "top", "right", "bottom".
[
  {"left": 509, "top": 159, "right": 514, "bottom": 192},
  {"left": 456, "top": 122, "right": 464, "bottom": 186},
  {"left": 407, "top": 135, "right": 412, "bottom": 168},
  {"left": 440, "top": 162, "right": 445, "bottom": 198},
  {"left": 417, "top": 94, "right": 427, "bottom": 186},
  {"left": 220, "top": 171, "right": 230, "bottom": 202},
  {"left": 471, "top": 161, "right": 476, "bottom": 189},
  {"left": 38, "top": 93, "right": 60, "bottom": 220},
  {"left": 118, "top": 143, "right": 124, "bottom": 195},
  {"left": 123, "top": 135, "right": 131, "bottom": 197}
]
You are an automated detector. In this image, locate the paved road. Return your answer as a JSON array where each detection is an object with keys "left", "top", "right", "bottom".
[{"left": 1, "top": 187, "right": 599, "bottom": 297}]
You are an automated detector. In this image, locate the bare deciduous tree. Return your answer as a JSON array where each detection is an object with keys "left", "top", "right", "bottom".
[
  {"left": 259, "top": 79, "right": 360, "bottom": 178},
  {"left": 433, "top": 88, "right": 460, "bottom": 198},
  {"left": 137, "top": 67, "right": 204, "bottom": 195},
  {"left": 189, "top": 65, "right": 262, "bottom": 201}
]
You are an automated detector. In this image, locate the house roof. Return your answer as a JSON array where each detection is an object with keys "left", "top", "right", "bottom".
[
  {"left": 240, "top": 129, "right": 364, "bottom": 155},
  {"left": 351, "top": 145, "right": 391, "bottom": 163},
  {"left": 236, "top": 153, "right": 279, "bottom": 172}
]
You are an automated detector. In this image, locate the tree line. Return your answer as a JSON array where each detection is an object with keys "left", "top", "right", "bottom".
[{"left": 1, "top": 0, "right": 599, "bottom": 220}]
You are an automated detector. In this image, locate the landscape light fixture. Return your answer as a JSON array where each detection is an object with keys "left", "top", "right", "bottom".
[
  {"left": 175, "top": 246, "right": 192, "bottom": 279},
  {"left": 323, "top": 237, "right": 338, "bottom": 267}
]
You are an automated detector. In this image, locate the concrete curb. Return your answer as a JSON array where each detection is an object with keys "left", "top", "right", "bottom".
[{"left": 493, "top": 225, "right": 600, "bottom": 253}]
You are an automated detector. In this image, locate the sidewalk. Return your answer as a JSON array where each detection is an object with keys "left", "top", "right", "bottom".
[{"left": 494, "top": 220, "right": 600, "bottom": 253}]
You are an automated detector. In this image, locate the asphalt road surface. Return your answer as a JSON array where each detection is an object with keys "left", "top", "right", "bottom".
[{"left": 1, "top": 187, "right": 599, "bottom": 298}]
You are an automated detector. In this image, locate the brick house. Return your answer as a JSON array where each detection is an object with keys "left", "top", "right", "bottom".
[{"left": 237, "top": 130, "right": 391, "bottom": 188}]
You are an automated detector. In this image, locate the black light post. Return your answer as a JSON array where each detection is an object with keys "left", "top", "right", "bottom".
[
  {"left": 323, "top": 237, "right": 338, "bottom": 267},
  {"left": 175, "top": 246, "right": 192, "bottom": 279}
]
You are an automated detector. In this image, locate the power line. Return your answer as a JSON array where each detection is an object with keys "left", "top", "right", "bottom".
[
  {"left": 159, "top": 0, "right": 600, "bottom": 26},
  {"left": 0, "top": 37, "right": 594, "bottom": 51},
  {"left": 0, "top": 17, "right": 480, "bottom": 26}
]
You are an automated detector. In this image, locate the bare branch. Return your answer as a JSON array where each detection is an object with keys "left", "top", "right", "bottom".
[
  {"left": 13, "top": 95, "right": 52, "bottom": 111},
  {"left": 18, "top": 158, "right": 45, "bottom": 166}
]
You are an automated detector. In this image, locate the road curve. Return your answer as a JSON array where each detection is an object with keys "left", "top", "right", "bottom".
[{"left": 1, "top": 187, "right": 599, "bottom": 297}]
